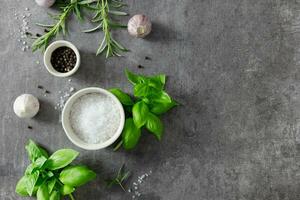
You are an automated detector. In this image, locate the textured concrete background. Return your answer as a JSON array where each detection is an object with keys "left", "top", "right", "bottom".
[{"left": 1, "top": 0, "right": 300, "bottom": 199}]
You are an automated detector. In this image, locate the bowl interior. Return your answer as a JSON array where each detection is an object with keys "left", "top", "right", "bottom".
[
  {"left": 62, "top": 87, "right": 125, "bottom": 150},
  {"left": 44, "top": 40, "right": 80, "bottom": 77}
]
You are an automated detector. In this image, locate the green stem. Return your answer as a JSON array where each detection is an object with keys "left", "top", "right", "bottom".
[
  {"left": 117, "top": 180, "right": 126, "bottom": 192},
  {"left": 69, "top": 193, "right": 75, "bottom": 200},
  {"left": 113, "top": 140, "right": 123, "bottom": 151}
]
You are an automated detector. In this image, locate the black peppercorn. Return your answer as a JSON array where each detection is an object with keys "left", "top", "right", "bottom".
[{"left": 50, "top": 47, "right": 77, "bottom": 73}]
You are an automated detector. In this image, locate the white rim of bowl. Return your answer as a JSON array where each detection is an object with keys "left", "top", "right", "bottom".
[
  {"left": 44, "top": 40, "right": 80, "bottom": 77},
  {"left": 62, "top": 87, "right": 125, "bottom": 150}
]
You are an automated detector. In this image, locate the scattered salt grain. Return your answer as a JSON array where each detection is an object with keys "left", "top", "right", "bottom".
[
  {"left": 128, "top": 170, "right": 152, "bottom": 199},
  {"left": 69, "top": 93, "right": 121, "bottom": 144},
  {"left": 13, "top": 8, "right": 32, "bottom": 52},
  {"left": 70, "top": 87, "right": 75, "bottom": 92}
]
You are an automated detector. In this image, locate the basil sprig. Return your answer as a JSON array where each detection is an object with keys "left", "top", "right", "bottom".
[
  {"left": 110, "top": 70, "right": 178, "bottom": 150},
  {"left": 16, "top": 140, "right": 96, "bottom": 200}
]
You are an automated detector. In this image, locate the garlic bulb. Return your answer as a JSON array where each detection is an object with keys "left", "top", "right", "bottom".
[
  {"left": 13, "top": 94, "right": 40, "bottom": 118},
  {"left": 128, "top": 14, "right": 152, "bottom": 38},
  {"left": 35, "top": 0, "right": 56, "bottom": 8}
]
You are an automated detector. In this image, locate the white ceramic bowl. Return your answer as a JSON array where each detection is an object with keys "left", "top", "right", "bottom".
[
  {"left": 62, "top": 87, "right": 125, "bottom": 150},
  {"left": 44, "top": 40, "right": 80, "bottom": 77}
]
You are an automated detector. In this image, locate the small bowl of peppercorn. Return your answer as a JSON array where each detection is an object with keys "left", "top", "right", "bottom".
[{"left": 44, "top": 40, "right": 80, "bottom": 77}]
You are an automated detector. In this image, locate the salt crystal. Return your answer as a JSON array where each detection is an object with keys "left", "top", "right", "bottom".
[
  {"left": 70, "top": 87, "right": 75, "bottom": 92},
  {"left": 25, "top": 8, "right": 29, "bottom": 11},
  {"left": 69, "top": 93, "right": 121, "bottom": 144}
]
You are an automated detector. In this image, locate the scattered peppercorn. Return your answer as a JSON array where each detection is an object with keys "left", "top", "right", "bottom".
[
  {"left": 137, "top": 65, "right": 144, "bottom": 69},
  {"left": 25, "top": 32, "right": 33, "bottom": 36},
  {"left": 45, "top": 90, "right": 50, "bottom": 94},
  {"left": 145, "top": 56, "right": 151, "bottom": 60},
  {"left": 37, "top": 85, "right": 43, "bottom": 89},
  {"left": 50, "top": 47, "right": 77, "bottom": 73},
  {"left": 28, "top": 126, "right": 33, "bottom": 129},
  {"left": 36, "top": 33, "right": 42, "bottom": 37},
  {"left": 44, "top": 29, "right": 49, "bottom": 33}
]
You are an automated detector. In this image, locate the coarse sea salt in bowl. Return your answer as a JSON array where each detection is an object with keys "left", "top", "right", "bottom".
[{"left": 62, "top": 87, "right": 125, "bottom": 150}]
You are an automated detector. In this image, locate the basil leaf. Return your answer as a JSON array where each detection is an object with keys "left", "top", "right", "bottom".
[
  {"left": 25, "top": 140, "right": 49, "bottom": 162},
  {"left": 26, "top": 171, "right": 40, "bottom": 196},
  {"left": 132, "top": 101, "right": 149, "bottom": 128},
  {"left": 59, "top": 165, "right": 96, "bottom": 187},
  {"left": 16, "top": 176, "right": 29, "bottom": 196},
  {"left": 150, "top": 91, "right": 172, "bottom": 103},
  {"left": 150, "top": 100, "right": 177, "bottom": 115},
  {"left": 146, "top": 113, "right": 164, "bottom": 140},
  {"left": 25, "top": 156, "right": 47, "bottom": 175},
  {"left": 47, "top": 178, "right": 56, "bottom": 194},
  {"left": 49, "top": 190, "right": 60, "bottom": 200},
  {"left": 109, "top": 88, "right": 134, "bottom": 105},
  {"left": 46, "top": 149, "right": 79, "bottom": 170},
  {"left": 147, "top": 74, "right": 166, "bottom": 90},
  {"left": 60, "top": 184, "right": 75, "bottom": 195},
  {"left": 134, "top": 83, "right": 160, "bottom": 98},
  {"left": 37, "top": 183, "right": 49, "bottom": 200},
  {"left": 125, "top": 69, "right": 145, "bottom": 85},
  {"left": 122, "top": 118, "right": 141, "bottom": 150}
]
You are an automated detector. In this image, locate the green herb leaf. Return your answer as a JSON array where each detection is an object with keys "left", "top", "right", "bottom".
[
  {"left": 49, "top": 190, "right": 60, "bottom": 200},
  {"left": 134, "top": 83, "right": 160, "bottom": 98},
  {"left": 59, "top": 165, "right": 96, "bottom": 187},
  {"left": 25, "top": 171, "right": 40, "bottom": 196},
  {"left": 146, "top": 113, "right": 164, "bottom": 140},
  {"left": 149, "top": 91, "right": 178, "bottom": 115},
  {"left": 91, "top": 0, "right": 128, "bottom": 57},
  {"left": 46, "top": 149, "right": 79, "bottom": 170},
  {"left": 106, "top": 164, "right": 130, "bottom": 191},
  {"left": 109, "top": 88, "right": 134, "bottom": 106},
  {"left": 60, "top": 184, "right": 75, "bottom": 195},
  {"left": 16, "top": 176, "right": 29, "bottom": 196},
  {"left": 122, "top": 118, "right": 141, "bottom": 150},
  {"left": 125, "top": 70, "right": 166, "bottom": 90},
  {"left": 132, "top": 101, "right": 149, "bottom": 128},
  {"left": 147, "top": 74, "right": 166, "bottom": 90},
  {"left": 108, "top": 10, "right": 128, "bottom": 16},
  {"left": 150, "top": 100, "right": 178, "bottom": 115},
  {"left": 47, "top": 178, "right": 56, "bottom": 194},
  {"left": 32, "top": 2, "right": 78, "bottom": 51},
  {"left": 25, "top": 140, "right": 49, "bottom": 162},
  {"left": 125, "top": 69, "right": 145, "bottom": 85},
  {"left": 37, "top": 183, "right": 49, "bottom": 200},
  {"left": 25, "top": 156, "right": 47, "bottom": 175}
]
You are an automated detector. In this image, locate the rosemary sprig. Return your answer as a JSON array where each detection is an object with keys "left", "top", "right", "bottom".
[
  {"left": 106, "top": 164, "right": 130, "bottom": 191},
  {"left": 83, "top": 0, "right": 128, "bottom": 57},
  {"left": 32, "top": 0, "right": 84, "bottom": 51}
]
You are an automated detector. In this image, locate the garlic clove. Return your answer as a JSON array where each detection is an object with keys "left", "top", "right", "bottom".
[
  {"left": 35, "top": 0, "right": 56, "bottom": 8},
  {"left": 128, "top": 14, "right": 152, "bottom": 38},
  {"left": 13, "top": 94, "right": 40, "bottom": 118}
]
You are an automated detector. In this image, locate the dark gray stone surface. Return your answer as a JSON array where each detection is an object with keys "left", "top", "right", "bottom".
[{"left": 1, "top": 0, "right": 300, "bottom": 199}]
